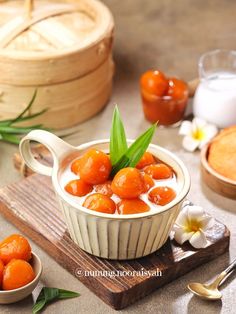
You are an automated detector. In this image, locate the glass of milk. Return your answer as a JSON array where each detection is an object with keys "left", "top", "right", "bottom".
[{"left": 193, "top": 49, "right": 236, "bottom": 128}]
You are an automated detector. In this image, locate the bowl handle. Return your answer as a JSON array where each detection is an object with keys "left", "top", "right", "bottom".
[{"left": 19, "top": 130, "right": 73, "bottom": 176}]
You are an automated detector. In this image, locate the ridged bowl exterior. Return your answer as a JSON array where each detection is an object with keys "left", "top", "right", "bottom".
[{"left": 58, "top": 196, "right": 183, "bottom": 259}]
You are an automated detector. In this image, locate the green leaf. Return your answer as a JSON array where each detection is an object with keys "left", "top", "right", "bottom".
[
  {"left": 33, "top": 287, "right": 80, "bottom": 314},
  {"left": 111, "top": 123, "right": 157, "bottom": 176},
  {"left": 11, "top": 109, "right": 47, "bottom": 125},
  {"left": 109, "top": 106, "right": 128, "bottom": 165},
  {"left": 10, "top": 90, "right": 38, "bottom": 125},
  {"left": 110, "top": 155, "right": 130, "bottom": 177},
  {"left": 0, "top": 90, "right": 49, "bottom": 144},
  {"left": 0, "top": 109, "right": 48, "bottom": 127},
  {"left": 42, "top": 287, "right": 59, "bottom": 302},
  {"left": 0, "top": 133, "right": 20, "bottom": 144},
  {"left": 58, "top": 289, "right": 80, "bottom": 299},
  {"left": 32, "top": 299, "right": 46, "bottom": 314},
  {"left": 125, "top": 124, "right": 157, "bottom": 167},
  {"left": 0, "top": 126, "right": 43, "bottom": 134}
]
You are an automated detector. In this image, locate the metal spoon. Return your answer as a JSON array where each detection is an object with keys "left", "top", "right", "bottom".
[{"left": 188, "top": 259, "right": 236, "bottom": 300}]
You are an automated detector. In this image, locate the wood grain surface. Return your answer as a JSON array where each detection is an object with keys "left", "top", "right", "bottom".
[{"left": 0, "top": 172, "right": 230, "bottom": 310}]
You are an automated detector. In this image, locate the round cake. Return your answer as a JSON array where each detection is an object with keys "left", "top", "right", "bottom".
[{"left": 208, "top": 126, "right": 236, "bottom": 181}]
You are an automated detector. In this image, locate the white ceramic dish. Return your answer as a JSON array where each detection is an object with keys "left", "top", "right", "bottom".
[
  {"left": 20, "top": 130, "right": 190, "bottom": 260},
  {"left": 0, "top": 252, "right": 42, "bottom": 304}
]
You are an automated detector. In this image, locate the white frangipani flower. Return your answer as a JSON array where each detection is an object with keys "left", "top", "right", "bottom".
[
  {"left": 179, "top": 118, "right": 218, "bottom": 152},
  {"left": 173, "top": 205, "right": 215, "bottom": 249}
]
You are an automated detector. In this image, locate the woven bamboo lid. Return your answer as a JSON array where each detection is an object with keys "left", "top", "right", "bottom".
[{"left": 0, "top": 0, "right": 114, "bottom": 85}]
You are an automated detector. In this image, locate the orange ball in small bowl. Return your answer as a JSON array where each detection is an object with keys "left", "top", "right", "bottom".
[
  {"left": 2, "top": 259, "right": 35, "bottom": 291},
  {"left": 0, "top": 234, "right": 32, "bottom": 265}
]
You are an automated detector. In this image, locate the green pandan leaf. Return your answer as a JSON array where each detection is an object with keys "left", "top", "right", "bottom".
[
  {"left": 32, "top": 287, "right": 80, "bottom": 314},
  {"left": 32, "top": 299, "right": 46, "bottom": 314},
  {"left": 111, "top": 123, "right": 157, "bottom": 176},
  {"left": 58, "top": 289, "right": 80, "bottom": 299},
  {"left": 0, "top": 125, "right": 43, "bottom": 134},
  {"left": 0, "top": 133, "right": 20, "bottom": 144},
  {"left": 10, "top": 89, "right": 38, "bottom": 125},
  {"left": 109, "top": 105, "right": 128, "bottom": 165},
  {"left": 0, "top": 90, "right": 49, "bottom": 144},
  {"left": 125, "top": 123, "right": 156, "bottom": 167},
  {"left": 0, "top": 109, "right": 48, "bottom": 127}
]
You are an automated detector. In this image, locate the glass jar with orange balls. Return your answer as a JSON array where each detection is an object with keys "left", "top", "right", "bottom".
[{"left": 140, "top": 70, "right": 189, "bottom": 126}]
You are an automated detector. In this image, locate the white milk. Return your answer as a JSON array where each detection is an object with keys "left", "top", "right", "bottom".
[{"left": 193, "top": 72, "right": 236, "bottom": 128}]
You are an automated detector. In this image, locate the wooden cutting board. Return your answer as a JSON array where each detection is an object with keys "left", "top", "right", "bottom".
[{"left": 0, "top": 149, "right": 230, "bottom": 310}]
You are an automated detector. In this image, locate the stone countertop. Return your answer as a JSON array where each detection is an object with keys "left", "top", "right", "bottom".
[{"left": 0, "top": 0, "right": 235, "bottom": 313}]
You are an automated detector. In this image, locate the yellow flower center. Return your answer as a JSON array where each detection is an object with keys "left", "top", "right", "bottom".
[
  {"left": 192, "top": 128, "right": 205, "bottom": 141},
  {"left": 185, "top": 219, "right": 202, "bottom": 232}
]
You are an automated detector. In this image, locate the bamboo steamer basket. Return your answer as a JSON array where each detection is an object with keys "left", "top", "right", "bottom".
[{"left": 0, "top": 0, "right": 114, "bottom": 129}]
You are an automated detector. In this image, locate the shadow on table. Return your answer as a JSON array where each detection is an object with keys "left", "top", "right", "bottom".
[
  {"left": 187, "top": 296, "right": 222, "bottom": 314},
  {"left": 0, "top": 294, "right": 33, "bottom": 313},
  {"left": 201, "top": 182, "right": 236, "bottom": 214},
  {"left": 126, "top": 252, "right": 230, "bottom": 313}
]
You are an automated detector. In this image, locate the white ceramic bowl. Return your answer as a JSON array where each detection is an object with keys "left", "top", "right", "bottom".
[
  {"left": 0, "top": 252, "right": 42, "bottom": 304},
  {"left": 20, "top": 130, "right": 190, "bottom": 260}
]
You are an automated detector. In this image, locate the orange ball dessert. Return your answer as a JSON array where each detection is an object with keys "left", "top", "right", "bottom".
[
  {"left": 136, "top": 152, "right": 155, "bottom": 169},
  {"left": 140, "top": 70, "right": 168, "bottom": 96},
  {"left": 71, "top": 149, "right": 111, "bottom": 184},
  {"left": 117, "top": 199, "right": 150, "bottom": 215},
  {"left": 0, "top": 234, "right": 32, "bottom": 265},
  {"left": 65, "top": 179, "right": 93, "bottom": 197},
  {"left": 144, "top": 164, "right": 173, "bottom": 180},
  {"left": 148, "top": 186, "right": 176, "bottom": 206},
  {"left": 71, "top": 158, "right": 82, "bottom": 175},
  {"left": 111, "top": 167, "right": 145, "bottom": 199},
  {"left": 140, "top": 70, "right": 188, "bottom": 125},
  {"left": 142, "top": 174, "right": 155, "bottom": 192},
  {"left": 167, "top": 78, "right": 188, "bottom": 100},
  {"left": 63, "top": 146, "right": 177, "bottom": 215},
  {"left": 83, "top": 193, "right": 116, "bottom": 214},
  {"left": 94, "top": 181, "right": 113, "bottom": 197},
  {"left": 0, "top": 259, "right": 4, "bottom": 288},
  {"left": 2, "top": 259, "right": 35, "bottom": 290}
]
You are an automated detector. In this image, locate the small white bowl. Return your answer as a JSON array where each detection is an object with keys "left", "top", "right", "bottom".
[
  {"left": 0, "top": 252, "right": 42, "bottom": 304},
  {"left": 20, "top": 130, "right": 191, "bottom": 260}
]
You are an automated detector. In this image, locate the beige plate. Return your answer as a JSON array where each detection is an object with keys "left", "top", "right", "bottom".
[
  {"left": 201, "top": 144, "right": 236, "bottom": 199},
  {"left": 0, "top": 252, "right": 42, "bottom": 304}
]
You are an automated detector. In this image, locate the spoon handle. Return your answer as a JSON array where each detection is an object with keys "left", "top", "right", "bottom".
[
  {"left": 215, "top": 258, "right": 236, "bottom": 288},
  {"left": 224, "top": 258, "right": 236, "bottom": 275}
]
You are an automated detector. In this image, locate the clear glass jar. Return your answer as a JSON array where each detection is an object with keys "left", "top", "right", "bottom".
[
  {"left": 193, "top": 49, "right": 236, "bottom": 128},
  {"left": 141, "top": 90, "right": 188, "bottom": 126}
]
